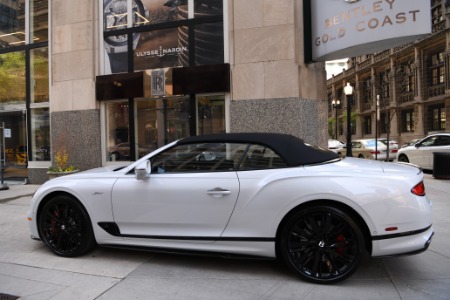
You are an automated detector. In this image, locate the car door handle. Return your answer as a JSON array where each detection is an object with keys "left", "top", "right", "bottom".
[{"left": 207, "top": 187, "right": 231, "bottom": 197}]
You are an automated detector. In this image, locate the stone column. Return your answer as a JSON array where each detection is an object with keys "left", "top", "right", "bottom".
[{"left": 229, "top": 0, "right": 327, "bottom": 147}]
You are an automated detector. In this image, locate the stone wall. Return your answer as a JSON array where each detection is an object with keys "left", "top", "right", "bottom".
[{"left": 230, "top": 97, "right": 328, "bottom": 147}]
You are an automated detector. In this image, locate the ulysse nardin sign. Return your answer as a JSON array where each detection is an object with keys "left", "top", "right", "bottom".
[{"left": 310, "top": 0, "right": 431, "bottom": 61}]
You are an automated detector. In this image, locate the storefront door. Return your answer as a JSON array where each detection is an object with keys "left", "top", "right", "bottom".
[{"left": 0, "top": 110, "right": 28, "bottom": 181}]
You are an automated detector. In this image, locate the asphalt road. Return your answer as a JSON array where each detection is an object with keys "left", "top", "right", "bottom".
[{"left": 0, "top": 174, "right": 449, "bottom": 300}]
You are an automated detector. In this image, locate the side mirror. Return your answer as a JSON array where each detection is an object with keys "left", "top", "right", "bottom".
[{"left": 135, "top": 160, "right": 151, "bottom": 180}]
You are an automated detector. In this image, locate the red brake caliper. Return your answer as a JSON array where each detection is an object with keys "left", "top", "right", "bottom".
[{"left": 336, "top": 234, "right": 346, "bottom": 254}]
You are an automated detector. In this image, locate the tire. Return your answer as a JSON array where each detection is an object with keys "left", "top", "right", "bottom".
[
  {"left": 358, "top": 154, "right": 364, "bottom": 159},
  {"left": 278, "top": 205, "right": 365, "bottom": 284},
  {"left": 38, "top": 195, "right": 96, "bottom": 257},
  {"left": 398, "top": 154, "right": 409, "bottom": 163}
]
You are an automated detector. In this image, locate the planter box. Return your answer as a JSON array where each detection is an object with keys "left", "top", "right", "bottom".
[{"left": 47, "top": 170, "right": 79, "bottom": 180}]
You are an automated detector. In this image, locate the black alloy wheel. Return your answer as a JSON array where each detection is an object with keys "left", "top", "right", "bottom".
[
  {"left": 279, "top": 205, "right": 365, "bottom": 284},
  {"left": 38, "top": 195, "right": 96, "bottom": 257}
]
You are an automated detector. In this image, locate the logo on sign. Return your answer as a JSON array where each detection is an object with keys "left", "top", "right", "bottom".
[{"left": 151, "top": 69, "right": 166, "bottom": 97}]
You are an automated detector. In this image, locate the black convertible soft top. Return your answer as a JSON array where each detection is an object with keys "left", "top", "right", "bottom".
[{"left": 177, "top": 133, "right": 339, "bottom": 167}]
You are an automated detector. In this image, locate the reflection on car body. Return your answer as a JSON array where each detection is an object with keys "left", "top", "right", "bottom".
[{"left": 27, "top": 133, "right": 433, "bottom": 284}]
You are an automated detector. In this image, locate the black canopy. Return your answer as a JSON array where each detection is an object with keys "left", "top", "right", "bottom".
[{"left": 177, "top": 133, "right": 338, "bottom": 167}]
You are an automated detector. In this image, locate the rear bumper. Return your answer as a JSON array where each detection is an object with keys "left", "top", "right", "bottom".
[{"left": 371, "top": 225, "right": 434, "bottom": 257}]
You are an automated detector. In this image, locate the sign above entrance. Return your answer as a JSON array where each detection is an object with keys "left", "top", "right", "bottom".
[{"left": 308, "top": 0, "right": 431, "bottom": 61}]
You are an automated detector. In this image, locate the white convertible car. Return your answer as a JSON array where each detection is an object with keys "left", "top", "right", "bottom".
[{"left": 27, "top": 133, "right": 433, "bottom": 284}]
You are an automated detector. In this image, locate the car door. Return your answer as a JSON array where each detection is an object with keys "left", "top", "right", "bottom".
[
  {"left": 412, "top": 136, "right": 439, "bottom": 168},
  {"left": 111, "top": 142, "right": 243, "bottom": 238},
  {"left": 351, "top": 141, "right": 362, "bottom": 157}
]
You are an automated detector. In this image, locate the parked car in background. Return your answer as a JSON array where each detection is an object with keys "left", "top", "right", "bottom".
[
  {"left": 379, "top": 138, "right": 398, "bottom": 150},
  {"left": 328, "top": 139, "right": 345, "bottom": 150},
  {"left": 27, "top": 133, "right": 433, "bottom": 284},
  {"left": 397, "top": 133, "right": 450, "bottom": 170},
  {"left": 335, "top": 139, "right": 396, "bottom": 160}
]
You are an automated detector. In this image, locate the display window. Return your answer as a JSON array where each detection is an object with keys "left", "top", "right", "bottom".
[
  {"left": 30, "top": 108, "right": 50, "bottom": 161},
  {"left": 31, "top": 0, "right": 49, "bottom": 43},
  {"left": 137, "top": 0, "right": 187, "bottom": 26},
  {"left": 0, "top": 51, "right": 26, "bottom": 104},
  {"left": 197, "top": 95, "right": 225, "bottom": 135},
  {"left": 134, "top": 27, "right": 189, "bottom": 71},
  {"left": 30, "top": 47, "right": 49, "bottom": 103},
  {"left": 0, "top": 0, "right": 25, "bottom": 48},
  {"left": 106, "top": 101, "right": 130, "bottom": 161},
  {"left": 103, "top": 0, "right": 224, "bottom": 74},
  {"left": 194, "top": 0, "right": 222, "bottom": 17},
  {"left": 135, "top": 97, "right": 190, "bottom": 159}
]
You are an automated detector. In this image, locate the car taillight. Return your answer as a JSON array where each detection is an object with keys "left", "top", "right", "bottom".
[
  {"left": 411, "top": 181, "right": 426, "bottom": 196},
  {"left": 391, "top": 149, "right": 398, "bottom": 153},
  {"left": 370, "top": 150, "right": 380, "bottom": 154}
]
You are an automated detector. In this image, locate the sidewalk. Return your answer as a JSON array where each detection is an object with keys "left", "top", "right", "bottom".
[{"left": 0, "top": 182, "right": 39, "bottom": 203}]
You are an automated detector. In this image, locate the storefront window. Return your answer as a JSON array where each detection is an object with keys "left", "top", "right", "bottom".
[
  {"left": 104, "top": 34, "right": 129, "bottom": 74},
  {"left": 134, "top": 27, "right": 188, "bottom": 71},
  {"left": 106, "top": 101, "right": 130, "bottom": 161},
  {"left": 135, "top": 0, "right": 187, "bottom": 27},
  {"left": 30, "top": 47, "right": 49, "bottom": 103},
  {"left": 194, "top": 0, "right": 222, "bottom": 17},
  {"left": 194, "top": 22, "right": 223, "bottom": 65},
  {"left": 0, "top": 51, "right": 26, "bottom": 104},
  {"left": 135, "top": 97, "right": 190, "bottom": 158},
  {"left": 0, "top": 0, "right": 25, "bottom": 48},
  {"left": 30, "top": 0, "right": 48, "bottom": 43},
  {"left": 30, "top": 108, "right": 50, "bottom": 161},
  {"left": 197, "top": 95, "right": 225, "bottom": 135}
]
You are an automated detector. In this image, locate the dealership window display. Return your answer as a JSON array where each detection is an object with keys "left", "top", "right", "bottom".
[{"left": 102, "top": 0, "right": 226, "bottom": 162}]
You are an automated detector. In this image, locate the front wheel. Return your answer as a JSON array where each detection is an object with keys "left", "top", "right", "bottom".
[
  {"left": 38, "top": 195, "right": 96, "bottom": 257},
  {"left": 278, "top": 205, "right": 365, "bottom": 284}
]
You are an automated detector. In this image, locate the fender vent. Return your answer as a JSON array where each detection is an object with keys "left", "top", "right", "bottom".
[{"left": 98, "top": 222, "right": 121, "bottom": 236}]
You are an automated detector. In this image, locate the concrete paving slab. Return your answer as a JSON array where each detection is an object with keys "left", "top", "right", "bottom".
[{"left": 0, "top": 262, "right": 120, "bottom": 300}]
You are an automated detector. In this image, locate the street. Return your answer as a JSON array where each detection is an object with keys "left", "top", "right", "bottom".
[{"left": 1, "top": 174, "right": 450, "bottom": 300}]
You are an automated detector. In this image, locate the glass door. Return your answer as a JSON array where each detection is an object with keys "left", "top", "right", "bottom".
[
  {"left": 0, "top": 110, "right": 28, "bottom": 181},
  {"left": 135, "top": 96, "right": 190, "bottom": 159}
]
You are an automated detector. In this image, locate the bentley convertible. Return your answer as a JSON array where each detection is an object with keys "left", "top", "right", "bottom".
[{"left": 27, "top": 133, "right": 433, "bottom": 284}]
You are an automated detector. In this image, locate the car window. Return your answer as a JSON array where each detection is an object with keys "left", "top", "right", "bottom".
[
  {"left": 239, "top": 144, "right": 288, "bottom": 170},
  {"left": 435, "top": 136, "right": 450, "bottom": 146},
  {"left": 420, "top": 137, "right": 438, "bottom": 147},
  {"left": 352, "top": 142, "right": 361, "bottom": 149},
  {"left": 150, "top": 142, "right": 247, "bottom": 173}
]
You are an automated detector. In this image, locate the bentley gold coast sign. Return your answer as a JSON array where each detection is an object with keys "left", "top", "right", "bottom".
[{"left": 310, "top": 0, "right": 431, "bottom": 61}]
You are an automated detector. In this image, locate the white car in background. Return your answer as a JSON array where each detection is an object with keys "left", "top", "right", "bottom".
[{"left": 397, "top": 133, "right": 450, "bottom": 170}]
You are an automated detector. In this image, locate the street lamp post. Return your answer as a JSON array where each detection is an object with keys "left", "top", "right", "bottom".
[
  {"left": 344, "top": 83, "right": 354, "bottom": 157},
  {"left": 375, "top": 95, "right": 380, "bottom": 160},
  {"left": 331, "top": 99, "right": 341, "bottom": 140}
]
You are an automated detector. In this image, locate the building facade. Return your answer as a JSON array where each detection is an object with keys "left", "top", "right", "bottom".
[
  {"left": 0, "top": 0, "right": 327, "bottom": 184},
  {"left": 327, "top": 0, "right": 450, "bottom": 147}
]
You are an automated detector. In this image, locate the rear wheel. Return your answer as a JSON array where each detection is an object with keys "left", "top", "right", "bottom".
[
  {"left": 358, "top": 154, "right": 364, "bottom": 159},
  {"left": 38, "top": 195, "right": 96, "bottom": 257},
  {"left": 279, "top": 205, "right": 365, "bottom": 284},
  {"left": 398, "top": 154, "right": 409, "bottom": 163}
]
